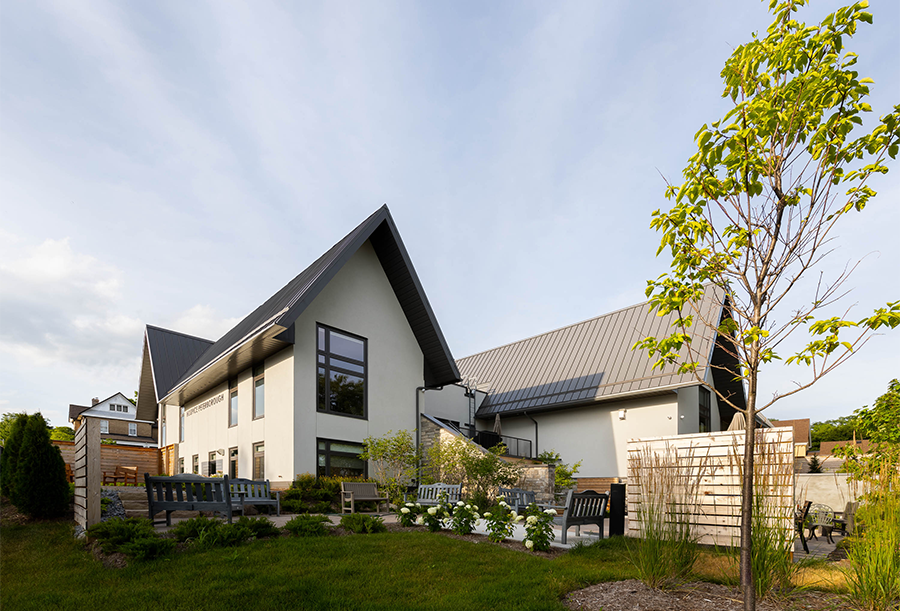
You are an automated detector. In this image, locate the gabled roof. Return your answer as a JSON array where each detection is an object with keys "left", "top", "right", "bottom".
[
  {"left": 142, "top": 205, "right": 459, "bottom": 408},
  {"left": 461, "top": 287, "right": 735, "bottom": 418},
  {"left": 68, "top": 392, "right": 135, "bottom": 422}
]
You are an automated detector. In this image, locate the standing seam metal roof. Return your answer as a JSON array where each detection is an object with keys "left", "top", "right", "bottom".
[{"left": 461, "top": 287, "right": 726, "bottom": 417}]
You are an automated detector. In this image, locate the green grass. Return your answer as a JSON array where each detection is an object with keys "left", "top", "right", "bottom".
[{"left": 1, "top": 520, "right": 636, "bottom": 611}]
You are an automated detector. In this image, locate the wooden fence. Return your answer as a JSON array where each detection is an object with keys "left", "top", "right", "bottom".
[
  {"left": 74, "top": 418, "right": 101, "bottom": 530},
  {"left": 54, "top": 440, "right": 162, "bottom": 479},
  {"left": 626, "top": 427, "right": 794, "bottom": 547}
]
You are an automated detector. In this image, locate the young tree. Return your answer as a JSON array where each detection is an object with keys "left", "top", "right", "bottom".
[
  {"left": 634, "top": 2, "right": 899, "bottom": 608},
  {"left": 13, "top": 414, "right": 70, "bottom": 518},
  {"left": 358, "top": 429, "right": 420, "bottom": 505}
]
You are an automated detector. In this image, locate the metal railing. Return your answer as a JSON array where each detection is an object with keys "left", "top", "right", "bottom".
[{"left": 463, "top": 427, "right": 533, "bottom": 459}]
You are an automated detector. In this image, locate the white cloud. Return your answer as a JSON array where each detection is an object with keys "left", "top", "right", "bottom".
[{"left": 166, "top": 305, "right": 241, "bottom": 342}]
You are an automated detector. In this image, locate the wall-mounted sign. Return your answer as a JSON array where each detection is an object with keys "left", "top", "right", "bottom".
[{"left": 185, "top": 392, "right": 225, "bottom": 418}]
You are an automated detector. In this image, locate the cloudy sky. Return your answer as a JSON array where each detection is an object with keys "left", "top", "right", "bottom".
[{"left": 1, "top": 0, "right": 898, "bottom": 430}]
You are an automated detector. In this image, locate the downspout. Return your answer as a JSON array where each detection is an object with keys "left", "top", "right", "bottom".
[{"left": 524, "top": 411, "right": 538, "bottom": 459}]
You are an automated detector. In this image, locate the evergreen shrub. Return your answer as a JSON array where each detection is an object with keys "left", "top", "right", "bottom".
[
  {"left": 13, "top": 414, "right": 69, "bottom": 517},
  {"left": 0, "top": 413, "right": 28, "bottom": 501},
  {"left": 284, "top": 514, "right": 331, "bottom": 537}
]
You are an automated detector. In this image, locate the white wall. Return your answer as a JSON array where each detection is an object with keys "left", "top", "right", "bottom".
[
  {"left": 422, "top": 383, "right": 479, "bottom": 424},
  {"left": 493, "top": 392, "right": 681, "bottom": 478},
  {"left": 795, "top": 473, "right": 861, "bottom": 511},
  {"left": 80, "top": 393, "right": 141, "bottom": 423},
  {"left": 292, "top": 240, "right": 426, "bottom": 478}
]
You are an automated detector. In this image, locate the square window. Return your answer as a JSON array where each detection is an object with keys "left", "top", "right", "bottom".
[
  {"left": 316, "top": 438, "right": 365, "bottom": 478},
  {"left": 316, "top": 325, "right": 366, "bottom": 419},
  {"left": 100, "top": 420, "right": 109, "bottom": 434},
  {"left": 128, "top": 422, "right": 137, "bottom": 436}
]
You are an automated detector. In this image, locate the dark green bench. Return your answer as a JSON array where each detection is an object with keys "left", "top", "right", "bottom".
[
  {"left": 144, "top": 473, "right": 233, "bottom": 525},
  {"left": 231, "top": 478, "right": 280, "bottom": 516}
]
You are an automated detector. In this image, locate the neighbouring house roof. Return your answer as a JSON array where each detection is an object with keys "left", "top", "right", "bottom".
[
  {"left": 460, "top": 286, "right": 747, "bottom": 420},
  {"left": 818, "top": 439, "right": 871, "bottom": 455},
  {"left": 138, "top": 205, "right": 459, "bottom": 411},
  {"left": 69, "top": 392, "right": 136, "bottom": 423},
  {"left": 770, "top": 418, "right": 811, "bottom": 446}
]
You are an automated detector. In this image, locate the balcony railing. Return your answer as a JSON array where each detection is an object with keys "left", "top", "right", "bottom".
[{"left": 465, "top": 428, "right": 533, "bottom": 459}]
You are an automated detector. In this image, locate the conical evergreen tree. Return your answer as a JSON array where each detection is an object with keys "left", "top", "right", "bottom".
[
  {"left": 13, "top": 414, "right": 70, "bottom": 518},
  {"left": 0, "top": 413, "right": 29, "bottom": 502}
]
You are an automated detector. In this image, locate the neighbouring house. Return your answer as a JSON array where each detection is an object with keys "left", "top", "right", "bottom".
[
  {"left": 136, "top": 205, "right": 460, "bottom": 487},
  {"left": 68, "top": 392, "right": 157, "bottom": 448},
  {"left": 769, "top": 417, "right": 811, "bottom": 471},
  {"left": 424, "top": 284, "right": 768, "bottom": 487},
  {"left": 808, "top": 439, "right": 871, "bottom": 473}
]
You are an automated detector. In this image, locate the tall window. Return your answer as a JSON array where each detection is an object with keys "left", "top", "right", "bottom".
[
  {"left": 317, "top": 325, "right": 366, "bottom": 418},
  {"left": 128, "top": 422, "right": 137, "bottom": 436},
  {"left": 229, "top": 447, "right": 238, "bottom": 479},
  {"left": 208, "top": 451, "right": 217, "bottom": 476},
  {"left": 100, "top": 420, "right": 109, "bottom": 434},
  {"left": 178, "top": 457, "right": 184, "bottom": 474},
  {"left": 161, "top": 419, "right": 166, "bottom": 446},
  {"left": 180, "top": 407, "right": 185, "bottom": 443},
  {"left": 699, "top": 386, "right": 712, "bottom": 433},
  {"left": 228, "top": 378, "right": 238, "bottom": 427},
  {"left": 253, "top": 364, "right": 265, "bottom": 419},
  {"left": 317, "top": 439, "right": 365, "bottom": 477},
  {"left": 192, "top": 454, "right": 199, "bottom": 474},
  {"left": 253, "top": 443, "right": 265, "bottom": 480}
]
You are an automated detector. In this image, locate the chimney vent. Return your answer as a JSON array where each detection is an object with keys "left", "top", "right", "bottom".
[{"left": 92, "top": 397, "right": 100, "bottom": 405}]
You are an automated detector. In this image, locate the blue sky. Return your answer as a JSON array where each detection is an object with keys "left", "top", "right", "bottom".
[{"left": 1, "top": 0, "right": 898, "bottom": 430}]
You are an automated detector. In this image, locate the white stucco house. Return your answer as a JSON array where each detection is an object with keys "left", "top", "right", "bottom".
[
  {"left": 136, "top": 206, "right": 460, "bottom": 487},
  {"left": 135, "top": 205, "right": 759, "bottom": 489}
]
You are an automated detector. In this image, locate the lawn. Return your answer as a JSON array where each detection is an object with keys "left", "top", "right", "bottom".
[{"left": 1, "top": 519, "right": 637, "bottom": 611}]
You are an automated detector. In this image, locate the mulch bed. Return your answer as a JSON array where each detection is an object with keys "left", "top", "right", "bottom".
[{"left": 563, "top": 579, "right": 847, "bottom": 611}]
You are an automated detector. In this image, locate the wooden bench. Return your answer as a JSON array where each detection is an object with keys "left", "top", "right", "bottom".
[
  {"left": 552, "top": 489, "right": 609, "bottom": 544},
  {"left": 144, "top": 473, "right": 233, "bottom": 525},
  {"left": 498, "top": 487, "right": 536, "bottom": 512},
  {"left": 231, "top": 478, "right": 280, "bottom": 516},
  {"left": 65, "top": 464, "right": 74, "bottom": 484},
  {"left": 341, "top": 481, "right": 388, "bottom": 514},
  {"left": 410, "top": 483, "right": 461, "bottom": 506},
  {"left": 103, "top": 466, "right": 138, "bottom": 486}
]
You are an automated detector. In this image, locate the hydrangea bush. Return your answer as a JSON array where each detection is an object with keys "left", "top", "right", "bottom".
[
  {"left": 483, "top": 498, "right": 523, "bottom": 543},
  {"left": 523, "top": 504, "right": 557, "bottom": 552},
  {"left": 396, "top": 502, "right": 421, "bottom": 527},
  {"left": 449, "top": 501, "right": 479, "bottom": 535},
  {"left": 422, "top": 502, "right": 451, "bottom": 532}
]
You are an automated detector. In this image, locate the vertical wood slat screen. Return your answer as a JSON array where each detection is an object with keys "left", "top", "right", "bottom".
[{"left": 626, "top": 427, "right": 794, "bottom": 547}]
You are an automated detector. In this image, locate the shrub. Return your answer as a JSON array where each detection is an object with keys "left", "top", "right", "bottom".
[
  {"left": 358, "top": 430, "right": 420, "bottom": 505},
  {"left": 87, "top": 518, "right": 157, "bottom": 554},
  {"left": 285, "top": 514, "right": 331, "bottom": 537},
  {"left": 537, "top": 450, "right": 582, "bottom": 492},
  {"left": 170, "top": 515, "right": 221, "bottom": 543},
  {"left": 13, "top": 414, "right": 70, "bottom": 518},
  {"left": 118, "top": 536, "right": 176, "bottom": 561},
  {"left": 285, "top": 473, "right": 373, "bottom": 513},
  {"left": 0, "top": 413, "right": 28, "bottom": 501},
  {"left": 523, "top": 504, "right": 557, "bottom": 552},
  {"left": 396, "top": 502, "right": 421, "bottom": 527},
  {"left": 236, "top": 516, "right": 280, "bottom": 539},
  {"left": 449, "top": 501, "right": 479, "bottom": 535},
  {"left": 483, "top": 499, "right": 521, "bottom": 543},
  {"left": 423, "top": 437, "right": 520, "bottom": 506},
  {"left": 421, "top": 502, "right": 450, "bottom": 533},
  {"left": 340, "top": 514, "right": 386, "bottom": 534},
  {"left": 196, "top": 522, "right": 252, "bottom": 548}
]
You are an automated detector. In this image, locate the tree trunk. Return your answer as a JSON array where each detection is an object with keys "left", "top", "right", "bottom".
[{"left": 740, "top": 404, "right": 758, "bottom": 611}]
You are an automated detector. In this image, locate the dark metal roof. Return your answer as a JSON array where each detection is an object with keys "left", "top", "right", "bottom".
[
  {"left": 68, "top": 404, "right": 90, "bottom": 421},
  {"left": 146, "top": 326, "right": 215, "bottom": 399},
  {"left": 155, "top": 205, "right": 459, "bottom": 405},
  {"left": 462, "top": 287, "right": 730, "bottom": 418}
]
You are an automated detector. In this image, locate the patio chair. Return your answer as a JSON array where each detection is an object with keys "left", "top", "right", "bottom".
[
  {"left": 794, "top": 500, "right": 812, "bottom": 554},
  {"left": 807, "top": 503, "right": 835, "bottom": 544},
  {"left": 832, "top": 501, "right": 859, "bottom": 536}
]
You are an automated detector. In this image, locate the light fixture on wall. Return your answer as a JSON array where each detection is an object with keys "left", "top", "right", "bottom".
[
  {"left": 217, "top": 448, "right": 225, "bottom": 456},
  {"left": 618, "top": 410, "right": 626, "bottom": 420}
]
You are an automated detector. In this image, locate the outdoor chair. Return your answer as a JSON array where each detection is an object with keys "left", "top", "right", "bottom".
[
  {"left": 832, "top": 501, "right": 859, "bottom": 536},
  {"left": 794, "top": 500, "right": 812, "bottom": 554},
  {"left": 807, "top": 503, "right": 835, "bottom": 544}
]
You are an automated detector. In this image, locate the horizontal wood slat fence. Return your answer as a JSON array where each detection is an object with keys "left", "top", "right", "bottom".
[
  {"left": 74, "top": 418, "right": 101, "bottom": 529},
  {"left": 626, "top": 427, "right": 794, "bottom": 547},
  {"left": 55, "top": 440, "right": 162, "bottom": 480}
]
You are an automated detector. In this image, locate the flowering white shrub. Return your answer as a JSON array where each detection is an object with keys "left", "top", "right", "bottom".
[
  {"left": 522, "top": 503, "right": 556, "bottom": 551},
  {"left": 484, "top": 502, "right": 515, "bottom": 543},
  {"left": 422, "top": 501, "right": 449, "bottom": 532},
  {"left": 396, "top": 501, "right": 420, "bottom": 527},
  {"left": 450, "top": 503, "right": 479, "bottom": 535}
]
